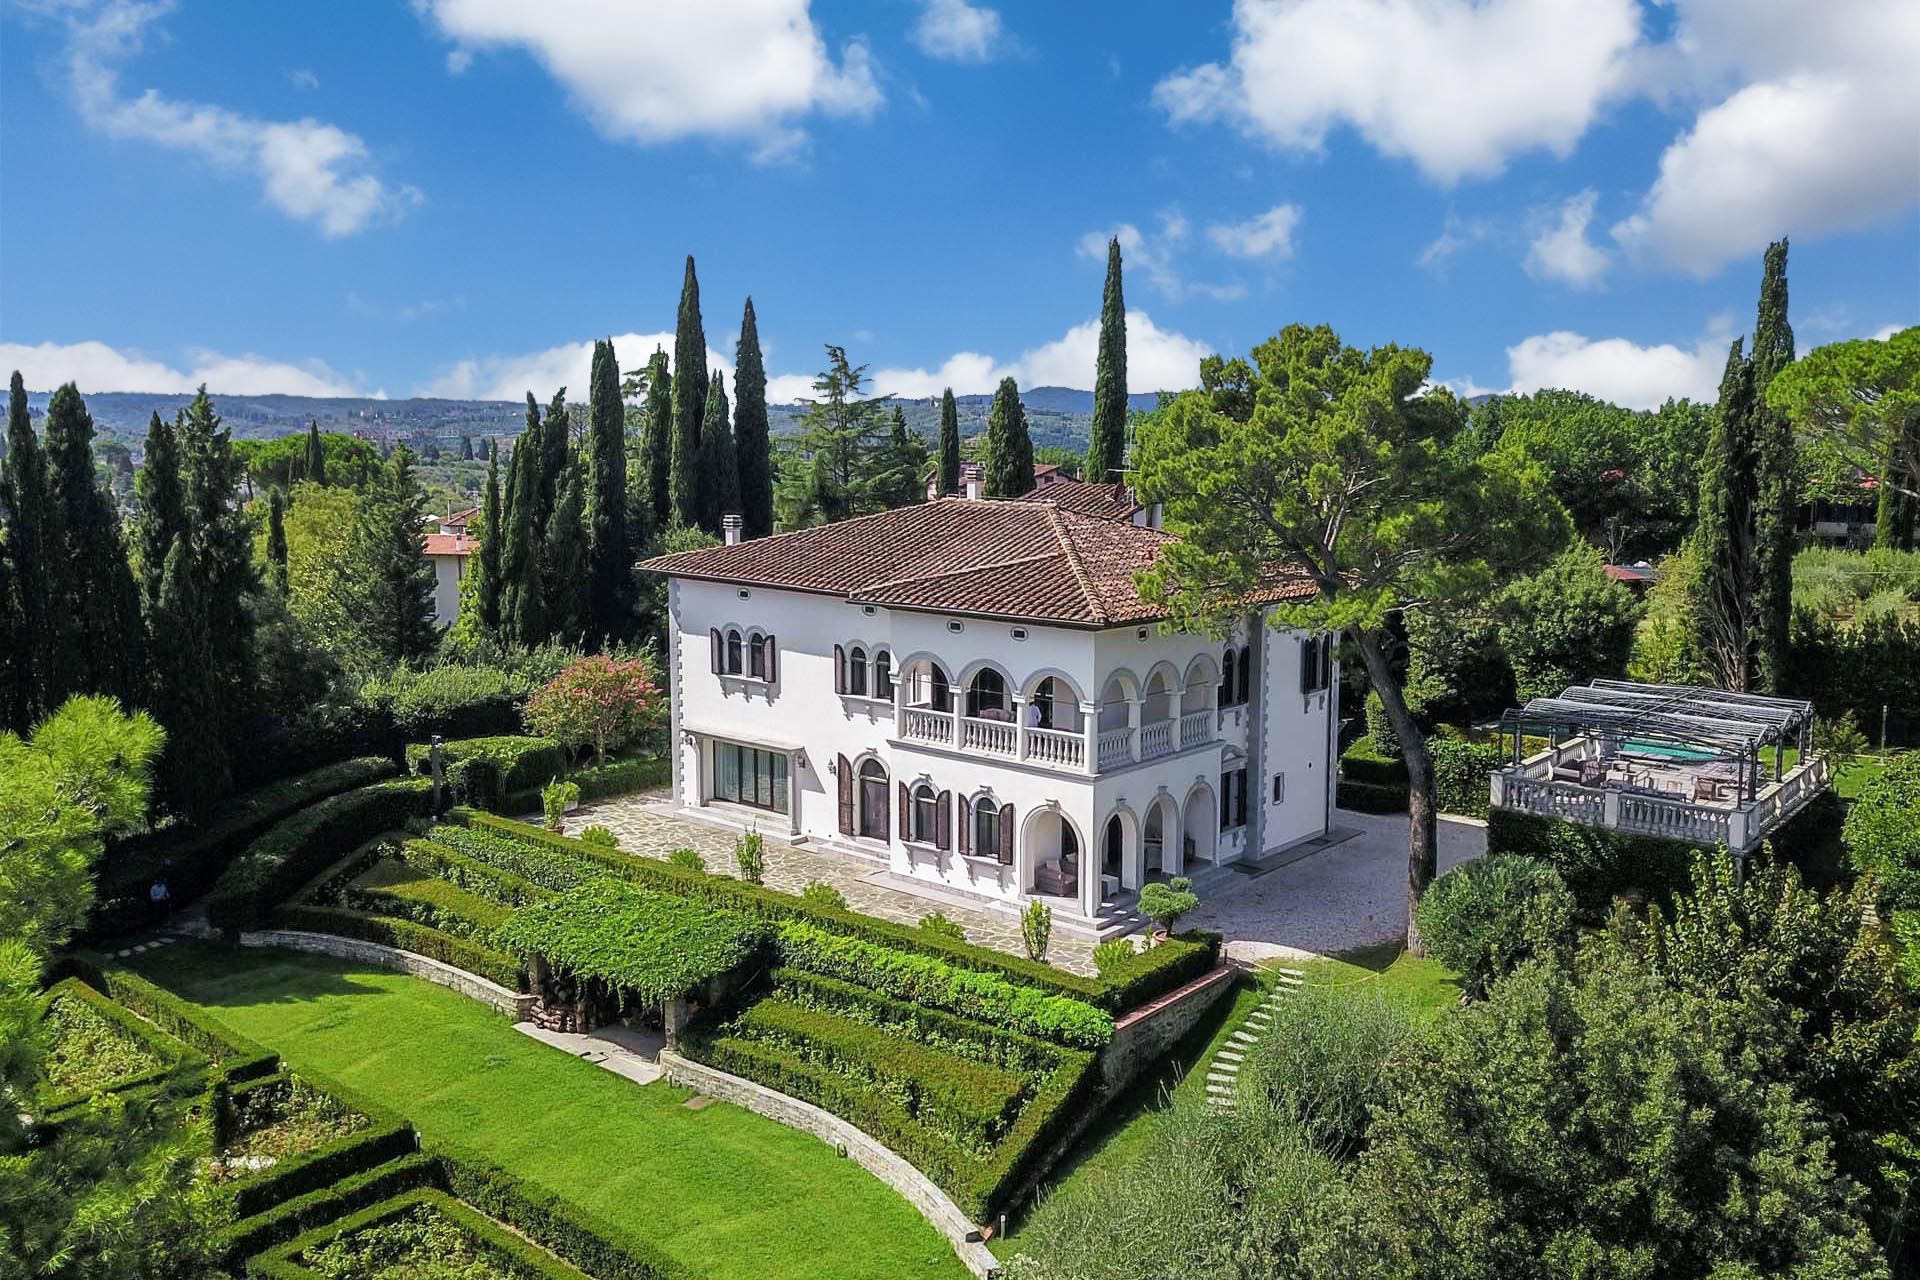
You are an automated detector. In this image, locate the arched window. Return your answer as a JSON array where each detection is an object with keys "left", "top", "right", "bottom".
[
  {"left": 973, "top": 797, "right": 1002, "bottom": 861},
  {"left": 874, "top": 650, "right": 893, "bottom": 701},
  {"left": 1030, "top": 678, "right": 1055, "bottom": 729},
  {"left": 967, "top": 668, "right": 1007, "bottom": 718},
  {"left": 848, "top": 646, "right": 868, "bottom": 697},
  {"left": 749, "top": 633, "right": 767, "bottom": 680},
  {"left": 928, "top": 664, "right": 951, "bottom": 712},
  {"left": 725, "top": 629, "right": 743, "bottom": 675},
  {"left": 1237, "top": 644, "right": 1252, "bottom": 705},
  {"left": 1220, "top": 648, "right": 1238, "bottom": 706},
  {"left": 857, "top": 758, "right": 888, "bottom": 839},
  {"left": 912, "top": 783, "right": 937, "bottom": 844}
]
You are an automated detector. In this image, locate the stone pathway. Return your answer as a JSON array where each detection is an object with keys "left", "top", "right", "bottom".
[
  {"left": 569, "top": 793, "right": 1097, "bottom": 976},
  {"left": 514, "top": 1021, "right": 667, "bottom": 1085},
  {"left": 1205, "top": 966, "right": 1304, "bottom": 1113}
]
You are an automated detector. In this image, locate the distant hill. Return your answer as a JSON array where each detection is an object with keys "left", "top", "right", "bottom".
[{"left": 22, "top": 385, "right": 1167, "bottom": 458}]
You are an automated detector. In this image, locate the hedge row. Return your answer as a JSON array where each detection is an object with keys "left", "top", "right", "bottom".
[
  {"left": 398, "top": 838, "right": 555, "bottom": 909},
  {"left": 428, "top": 823, "right": 601, "bottom": 893},
  {"left": 246, "top": 1188, "right": 595, "bottom": 1280},
  {"left": 460, "top": 812, "right": 1122, "bottom": 1007},
  {"left": 1339, "top": 735, "right": 1408, "bottom": 788},
  {"left": 496, "top": 754, "right": 671, "bottom": 816},
  {"left": 1485, "top": 808, "right": 1698, "bottom": 919},
  {"left": 770, "top": 966, "right": 1065, "bottom": 1078},
  {"left": 1430, "top": 738, "right": 1503, "bottom": 818},
  {"left": 346, "top": 859, "right": 517, "bottom": 939},
  {"left": 437, "top": 1149, "right": 695, "bottom": 1280},
  {"left": 405, "top": 736, "right": 568, "bottom": 813},
  {"left": 773, "top": 919, "right": 1113, "bottom": 1048},
  {"left": 1089, "top": 931, "right": 1221, "bottom": 1010},
  {"left": 75, "top": 962, "right": 281, "bottom": 1083},
  {"left": 272, "top": 904, "right": 526, "bottom": 992},
  {"left": 1336, "top": 778, "right": 1411, "bottom": 814},
  {"left": 733, "top": 997, "right": 1029, "bottom": 1150},
  {"left": 230, "top": 1117, "right": 419, "bottom": 1220},
  {"left": 208, "top": 778, "right": 434, "bottom": 932},
  {"left": 36, "top": 977, "right": 203, "bottom": 1115},
  {"left": 88, "top": 757, "right": 397, "bottom": 939},
  {"left": 222, "top": 1152, "right": 438, "bottom": 1268}
]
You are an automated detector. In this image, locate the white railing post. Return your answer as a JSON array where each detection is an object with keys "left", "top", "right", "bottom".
[
  {"left": 1082, "top": 704, "right": 1099, "bottom": 776},
  {"left": 1014, "top": 696, "right": 1029, "bottom": 763}
]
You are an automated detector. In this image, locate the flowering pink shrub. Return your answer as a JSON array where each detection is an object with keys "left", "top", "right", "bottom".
[{"left": 522, "top": 654, "right": 660, "bottom": 766}]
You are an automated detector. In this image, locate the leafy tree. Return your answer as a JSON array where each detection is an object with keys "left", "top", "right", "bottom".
[
  {"left": 697, "top": 369, "right": 739, "bottom": 534},
  {"left": 521, "top": 653, "right": 660, "bottom": 766},
  {"left": 634, "top": 522, "right": 718, "bottom": 649},
  {"left": 670, "top": 255, "right": 708, "bottom": 528},
  {"left": 542, "top": 458, "right": 590, "bottom": 644},
  {"left": 1751, "top": 240, "right": 1797, "bottom": 693},
  {"left": 1139, "top": 877, "right": 1197, "bottom": 935},
  {"left": 1494, "top": 542, "right": 1641, "bottom": 700},
  {"left": 1131, "top": 324, "right": 1561, "bottom": 951},
  {"left": 937, "top": 386, "right": 961, "bottom": 497},
  {"left": 1628, "top": 543, "right": 1712, "bottom": 684},
  {"left": 641, "top": 346, "right": 673, "bottom": 532},
  {"left": 1415, "top": 854, "right": 1572, "bottom": 998},
  {"left": 265, "top": 484, "right": 288, "bottom": 596},
  {"left": 1770, "top": 326, "right": 1919, "bottom": 549},
  {"left": 775, "top": 346, "right": 890, "bottom": 527},
  {"left": 870, "top": 405, "right": 930, "bottom": 511},
  {"left": 586, "top": 337, "right": 631, "bottom": 644},
  {"left": 2, "top": 371, "right": 53, "bottom": 730},
  {"left": 1087, "top": 235, "right": 1129, "bottom": 482},
  {"left": 734, "top": 298, "right": 774, "bottom": 539},
  {"left": 984, "top": 377, "right": 1035, "bottom": 497},
  {"left": 475, "top": 444, "right": 503, "bottom": 634},
  {"left": 44, "top": 384, "right": 144, "bottom": 708},
  {"left": 1845, "top": 754, "right": 1920, "bottom": 914},
  {"left": 343, "top": 444, "right": 437, "bottom": 666}
]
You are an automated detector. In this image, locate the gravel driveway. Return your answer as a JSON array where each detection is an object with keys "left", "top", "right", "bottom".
[{"left": 1187, "top": 808, "right": 1488, "bottom": 964}]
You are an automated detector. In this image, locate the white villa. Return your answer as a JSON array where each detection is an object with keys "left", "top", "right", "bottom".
[{"left": 640, "top": 491, "right": 1341, "bottom": 925}]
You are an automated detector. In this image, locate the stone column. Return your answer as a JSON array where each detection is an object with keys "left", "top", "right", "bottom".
[
  {"left": 1014, "top": 694, "right": 1029, "bottom": 762},
  {"left": 664, "top": 996, "right": 689, "bottom": 1050},
  {"left": 1079, "top": 815, "right": 1101, "bottom": 919},
  {"left": 1081, "top": 701, "right": 1100, "bottom": 775}
]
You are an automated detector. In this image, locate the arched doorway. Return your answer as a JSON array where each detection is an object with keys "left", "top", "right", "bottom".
[
  {"left": 1142, "top": 798, "right": 1169, "bottom": 878},
  {"left": 1182, "top": 783, "right": 1217, "bottom": 865},
  {"left": 966, "top": 668, "right": 1009, "bottom": 719},
  {"left": 1103, "top": 814, "right": 1124, "bottom": 881},
  {"left": 1021, "top": 807, "right": 1083, "bottom": 899},
  {"left": 857, "top": 759, "right": 889, "bottom": 840}
]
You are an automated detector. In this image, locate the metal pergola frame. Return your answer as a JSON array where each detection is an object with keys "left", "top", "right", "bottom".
[{"left": 1495, "top": 679, "right": 1816, "bottom": 802}]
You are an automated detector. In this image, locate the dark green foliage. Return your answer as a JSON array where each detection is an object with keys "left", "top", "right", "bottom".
[
  {"left": 219, "top": 1152, "right": 439, "bottom": 1267},
  {"left": 1414, "top": 855, "right": 1573, "bottom": 998},
  {"left": 541, "top": 459, "right": 590, "bottom": 644},
  {"left": 1087, "top": 236, "right": 1128, "bottom": 482},
  {"left": 1494, "top": 543, "right": 1641, "bottom": 700},
  {"left": 696, "top": 369, "right": 739, "bottom": 534},
  {"left": 1485, "top": 808, "right": 1696, "bottom": 918},
  {"left": 459, "top": 435, "right": 474, "bottom": 462},
  {"left": 397, "top": 838, "right": 553, "bottom": 910},
  {"left": 1426, "top": 737, "right": 1502, "bottom": 817},
  {"left": 669, "top": 256, "right": 708, "bottom": 529},
  {"left": 1782, "top": 610, "right": 1920, "bottom": 746},
  {"left": 265, "top": 486, "right": 289, "bottom": 596},
  {"left": 79, "top": 964, "right": 279, "bottom": 1081},
  {"left": 44, "top": 382, "right": 145, "bottom": 707},
  {"left": 226, "top": 1115, "right": 416, "bottom": 1222},
  {"left": 1341, "top": 735, "right": 1409, "bottom": 790},
  {"left": 984, "top": 377, "right": 1034, "bottom": 497},
  {"left": 362, "top": 663, "right": 525, "bottom": 742},
  {"left": 304, "top": 420, "right": 327, "bottom": 485},
  {"left": 37, "top": 977, "right": 197, "bottom": 1110},
  {"left": 773, "top": 346, "right": 892, "bottom": 527},
  {"left": 404, "top": 735, "right": 566, "bottom": 798},
  {"left": 207, "top": 777, "right": 433, "bottom": 931},
  {"left": 476, "top": 447, "right": 503, "bottom": 634},
  {"left": 1237, "top": 984, "right": 1414, "bottom": 1156},
  {"left": 538, "top": 390, "right": 570, "bottom": 541},
  {"left": 642, "top": 347, "right": 672, "bottom": 533},
  {"left": 937, "top": 387, "right": 961, "bottom": 497},
  {"left": 733, "top": 299, "right": 774, "bottom": 539},
  {"left": 4, "top": 370, "right": 54, "bottom": 729},
  {"left": 501, "top": 431, "right": 545, "bottom": 646},
  {"left": 869, "top": 405, "right": 930, "bottom": 511},
  {"left": 237, "top": 428, "right": 379, "bottom": 495},
  {"left": 344, "top": 445, "right": 438, "bottom": 666},
  {"left": 135, "top": 411, "right": 185, "bottom": 613},
  {"left": 586, "top": 338, "right": 631, "bottom": 645},
  {"left": 1751, "top": 239, "right": 1797, "bottom": 694},
  {"left": 249, "top": 1189, "right": 604, "bottom": 1280},
  {"left": 1335, "top": 778, "right": 1412, "bottom": 813},
  {"left": 493, "top": 754, "right": 670, "bottom": 816},
  {"left": 1844, "top": 754, "right": 1920, "bottom": 912}
]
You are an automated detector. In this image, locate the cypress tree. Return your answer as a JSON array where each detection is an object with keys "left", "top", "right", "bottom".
[
  {"left": 872, "top": 404, "right": 930, "bottom": 510},
  {"left": 265, "top": 485, "right": 289, "bottom": 596},
  {"left": 177, "top": 388, "right": 259, "bottom": 706},
  {"left": 345, "top": 444, "right": 437, "bottom": 666},
  {"left": 984, "top": 377, "right": 1035, "bottom": 498},
  {"left": 0, "top": 502, "right": 18, "bottom": 735},
  {"left": 135, "top": 411, "right": 185, "bottom": 613},
  {"left": 476, "top": 445, "right": 504, "bottom": 634},
  {"left": 1749, "top": 239, "right": 1796, "bottom": 694},
  {"left": 670, "top": 255, "right": 708, "bottom": 527},
  {"left": 3, "top": 371, "right": 55, "bottom": 726},
  {"left": 697, "top": 370, "right": 739, "bottom": 534},
  {"left": 1087, "top": 236, "right": 1129, "bottom": 482},
  {"left": 1692, "top": 339, "right": 1761, "bottom": 692},
  {"left": 459, "top": 435, "right": 474, "bottom": 461},
  {"left": 501, "top": 442, "right": 544, "bottom": 645},
  {"left": 643, "top": 347, "right": 673, "bottom": 531},
  {"left": 304, "top": 419, "right": 327, "bottom": 485},
  {"left": 542, "top": 458, "right": 590, "bottom": 644},
  {"left": 44, "top": 383, "right": 143, "bottom": 706},
  {"left": 938, "top": 387, "right": 961, "bottom": 497},
  {"left": 733, "top": 298, "right": 774, "bottom": 539},
  {"left": 586, "top": 338, "right": 631, "bottom": 644},
  {"left": 539, "top": 388, "right": 570, "bottom": 538}
]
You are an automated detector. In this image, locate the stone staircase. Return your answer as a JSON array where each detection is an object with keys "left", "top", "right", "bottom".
[{"left": 1205, "top": 966, "right": 1305, "bottom": 1113}]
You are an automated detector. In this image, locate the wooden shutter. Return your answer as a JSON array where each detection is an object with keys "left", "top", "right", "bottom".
[
  {"left": 1220, "top": 771, "right": 1232, "bottom": 831},
  {"left": 1239, "top": 645, "right": 1253, "bottom": 704},
  {"left": 833, "top": 644, "right": 845, "bottom": 694},
  {"left": 899, "top": 782, "right": 910, "bottom": 840},
  {"left": 997, "top": 803, "right": 1015, "bottom": 866},
  {"left": 957, "top": 797, "right": 970, "bottom": 856},
  {"left": 765, "top": 635, "right": 777, "bottom": 682},
  {"left": 880, "top": 774, "right": 892, "bottom": 839},
  {"left": 835, "top": 754, "right": 853, "bottom": 835},
  {"left": 710, "top": 628, "right": 723, "bottom": 673},
  {"left": 1237, "top": 769, "right": 1249, "bottom": 827},
  {"left": 936, "top": 790, "right": 952, "bottom": 851}
]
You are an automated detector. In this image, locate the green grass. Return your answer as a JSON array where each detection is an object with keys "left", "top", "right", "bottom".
[
  {"left": 131, "top": 943, "right": 964, "bottom": 1280},
  {"left": 1305, "top": 945, "right": 1464, "bottom": 1016}
]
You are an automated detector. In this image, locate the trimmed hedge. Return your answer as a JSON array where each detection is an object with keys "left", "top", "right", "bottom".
[
  {"left": 230, "top": 1117, "right": 418, "bottom": 1220},
  {"left": 346, "top": 858, "right": 517, "bottom": 938},
  {"left": 88, "top": 757, "right": 397, "bottom": 939},
  {"left": 437, "top": 1149, "right": 694, "bottom": 1280},
  {"left": 36, "top": 977, "right": 203, "bottom": 1115},
  {"left": 208, "top": 777, "right": 434, "bottom": 932},
  {"left": 770, "top": 966, "right": 1065, "bottom": 1077},
  {"left": 272, "top": 904, "right": 526, "bottom": 992},
  {"left": 397, "top": 838, "right": 554, "bottom": 909},
  {"left": 406, "top": 735, "right": 567, "bottom": 811},
  {"left": 1089, "top": 931, "right": 1220, "bottom": 1010},
  {"left": 245, "top": 1188, "right": 595, "bottom": 1280},
  {"left": 222, "top": 1152, "right": 438, "bottom": 1267},
  {"left": 774, "top": 919, "right": 1113, "bottom": 1048},
  {"left": 1430, "top": 737, "right": 1502, "bottom": 818},
  {"left": 79, "top": 963, "right": 281, "bottom": 1083},
  {"left": 496, "top": 754, "right": 671, "bottom": 816},
  {"left": 1340, "top": 735, "right": 1409, "bottom": 788},
  {"left": 1337, "top": 778, "right": 1411, "bottom": 814}
]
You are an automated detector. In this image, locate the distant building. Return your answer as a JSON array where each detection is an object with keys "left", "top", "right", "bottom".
[
  {"left": 924, "top": 461, "right": 1064, "bottom": 503},
  {"left": 422, "top": 509, "right": 478, "bottom": 623}
]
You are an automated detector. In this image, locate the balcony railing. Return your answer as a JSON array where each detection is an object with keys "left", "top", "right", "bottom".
[
  {"left": 1025, "top": 725, "right": 1085, "bottom": 770},
  {"left": 1140, "top": 719, "right": 1175, "bottom": 759},
  {"left": 1180, "top": 709, "right": 1213, "bottom": 748},
  {"left": 892, "top": 703, "right": 1223, "bottom": 776},
  {"left": 961, "top": 715, "right": 1017, "bottom": 756},
  {"left": 899, "top": 705, "right": 951, "bottom": 746},
  {"left": 1097, "top": 726, "right": 1135, "bottom": 771}
]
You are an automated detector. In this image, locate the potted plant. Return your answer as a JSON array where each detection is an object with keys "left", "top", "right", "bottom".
[
  {"left": 1138, "top": 876, "right": 1198, "bottom": 941},
  {"left": 542, "top": 778, "right": 581, "bottom": 832}
]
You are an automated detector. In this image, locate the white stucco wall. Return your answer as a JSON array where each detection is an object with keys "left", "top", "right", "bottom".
[{"left": 429, "top": 553, "right": 464, "bottom": 624}]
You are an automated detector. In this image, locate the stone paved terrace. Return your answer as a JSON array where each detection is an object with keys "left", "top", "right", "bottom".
[{"left": 560, "top": 792, "right": 1088, "bottom": 974}]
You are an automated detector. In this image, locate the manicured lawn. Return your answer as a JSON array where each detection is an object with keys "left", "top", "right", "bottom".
[
  {"left": 1305, "top": 944, "right": 1463, "bottom": 1016},
  {"left": 133, "top": 944, "right": 964, "bottom": 1280}
]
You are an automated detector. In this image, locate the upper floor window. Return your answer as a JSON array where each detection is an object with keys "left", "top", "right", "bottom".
[
  {"left": 875, "top": 650, "right": 894, "bottom": 701},
  {"left": 966, "top": 668, "right": 1008, "bottom": 719},
  {"left": 726, "top": 629, "right": 743, "bottom": 675},
  {"left": 836, "top": 644, "right": 893, "bottom": 700},
  {"left": 750, "top": 633, "right": 767, "bottom": 680},
  {"left": 848, "top": 646, "right": 869, "bottom": 697},
  {"left": 911, "top": 782, "right": 938, "bottom": 845},
  {"left": 710, "top": 628, "right": 776, "bottom": 681},
  {"left": 1299, "top": 635, "right": 1333, "bottom": 694},
  {"left": 1221, "top": 644, "right": 1254, "bottom": 706}
]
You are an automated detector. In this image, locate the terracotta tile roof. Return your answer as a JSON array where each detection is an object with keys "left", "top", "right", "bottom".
[
  {"left": 638, "top": 498, "right": 1314, "bottom": 627},
  {"left": 1019, "top": 478, "right": 1143, "bottom": 522},
  {"left": 423, "top": 533, "right": 474, "bottom": 557}
]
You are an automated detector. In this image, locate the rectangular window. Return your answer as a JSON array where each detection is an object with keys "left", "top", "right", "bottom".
[
  {"left": 1272, "top": 772, "right": 1285, "bottom": 804},
  {"left": 712, "top": 742, "right": 789, "bottom": 814},
  {"left": 1300, "top": 635, "right": 1332, "bottom": 694},
  {"left": 1221, "top": 767, "right": 1249, "bottom": 830}
]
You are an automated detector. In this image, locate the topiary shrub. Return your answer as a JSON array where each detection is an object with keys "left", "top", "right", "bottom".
[
  {"left": 1429, "top": 737, "right": 1503, "bottom": 817},
  {"left": 1139, "top": 877, "right": 1198, "bottom": 936},
  {"left": 1415, "top": 854, "right": 1574, "bottom": 998},
  {"left": 918, "top": 912, "right": 966, "bottom": 942},
  {"left": 1364, "top": 690, "right": 1402, "bottom": 758},
  {"left": 800, "top": 880, "right": 848, "bottom": 912}
]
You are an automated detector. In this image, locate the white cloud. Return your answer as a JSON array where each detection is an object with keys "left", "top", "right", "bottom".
[
  {"left": 1206, "top": 203, "right": 1302, "bottom": 260},
  {"left": 1416, "top": 212, "right": 1493, "bottom": 273},
  {"left": 1078, "top": 211, "right": 1245, "bottom": 302},
  {"left": 867, "top": 310, "right": 1211, "bottom": 398},
  {"left": 415, "top": 0, "right": 882, "bottom": 158},
  {"left": 1524, "top": 189, "right": 1610, "bottom": 288},
  {"left": 418, "top": 331, "right": 737, "bottom": 402},
  {"left": 1154, "top": 0, "right": 1645, "bottom": 184},
  {"left": 45, "top": 1, "right": 420, "bottom": 237},
  {"left": 1870, "top": 323, "right": 1911, "bottom": 343},
  {"left": 286, "top": 68, "right": 319, "bottom": 91},
  {"left": 0, "top": 339, "right": 367, "bottom": 397},
  {"left": 1501, "top": 322, "right": 1733, "bottom": 410},
  {"left": 912, "top": 0, "right": 1004, "bottom": 63}
]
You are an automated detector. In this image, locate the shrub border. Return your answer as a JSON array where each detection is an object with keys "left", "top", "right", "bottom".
[
  {"left": 244, "top": 1187, "right": 596, "bottom": 1280},
  {"left": 35, "top": 976, "right": 205, "bottom": 1116}
]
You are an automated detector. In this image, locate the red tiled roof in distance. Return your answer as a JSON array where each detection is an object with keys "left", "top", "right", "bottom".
[
  {"left": 423, "top": 533, "right": 473, "bottom": 557},
  {"left": 638, "top": 497, "right": 1314, "bottom": 627},
  {"left": 1018, "top": 478, "right": 1142, "bottom": 522}
]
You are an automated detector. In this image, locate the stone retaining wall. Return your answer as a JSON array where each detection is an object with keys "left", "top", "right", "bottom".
[
  {"left": 239, "top": 929, "right": 534, "bottom": 1019},
  {"left": 659, "top": 1050, "right": 1001, "bottom": 1280},
  {"left": 1101, "top": 963, "right": 1239, "bottom": 1091}
]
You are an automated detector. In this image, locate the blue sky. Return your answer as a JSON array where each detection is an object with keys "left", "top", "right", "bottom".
[{"left": 1, "top": 0, "right": 1915, "bottom": 412}]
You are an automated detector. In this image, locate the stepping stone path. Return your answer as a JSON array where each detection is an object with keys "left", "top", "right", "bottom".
[{"left": 1205, "top": 966, "right": 1305, "bottom": 1113}]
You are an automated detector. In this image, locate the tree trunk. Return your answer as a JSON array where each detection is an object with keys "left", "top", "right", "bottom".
[{"left": 1353, "top": 628, "right": 1437, "bottom": 956}]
